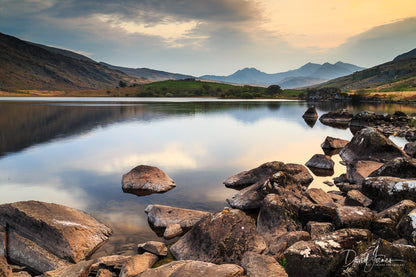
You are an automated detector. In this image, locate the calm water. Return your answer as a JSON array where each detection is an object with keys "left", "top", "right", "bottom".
[{"left": 0, "top": 97, "right": 414, "bottom": 256}]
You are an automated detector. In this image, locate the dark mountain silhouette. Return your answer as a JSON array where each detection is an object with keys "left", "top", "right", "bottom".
[
  {"left": 200, "top": 62, "right": 364, "bottom": 88},
  {"left": 101, "top": 62, "right": 194, "bottom": 81},
  {"left": 0, "top": 32, "right": 141, "bottom": 91},
  {"left": 393, "top": 48, "right": 416, "bottom": 61}
]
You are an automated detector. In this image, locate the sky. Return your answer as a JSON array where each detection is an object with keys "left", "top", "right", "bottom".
[{"left": 1, "top": 0, "right": 416, "bottom": 76}]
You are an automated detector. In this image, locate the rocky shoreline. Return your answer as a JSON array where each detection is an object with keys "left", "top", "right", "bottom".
[{"left": 2, "top": 109, "right": 416, "bottom": 276}]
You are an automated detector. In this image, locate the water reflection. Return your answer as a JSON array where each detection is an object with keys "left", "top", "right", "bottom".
[{"left": 0, "top": 98, "right": 413, "bottom": 256}]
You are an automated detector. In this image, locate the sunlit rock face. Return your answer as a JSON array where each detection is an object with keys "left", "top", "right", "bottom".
[{"left": 0, "top": 201, "right": 112, "bottom": 274}]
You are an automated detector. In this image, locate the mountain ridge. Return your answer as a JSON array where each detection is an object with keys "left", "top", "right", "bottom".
[{"left": 200, "top": 62, "right": 365, "bottom": 88}]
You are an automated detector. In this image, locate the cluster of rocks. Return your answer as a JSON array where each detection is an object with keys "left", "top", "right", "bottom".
[
  {"left": 3, "top": 111, "right": 416, "bottom": 276},
  {"left": 305, "top": 107, "right": 416, "bottom": 141}
]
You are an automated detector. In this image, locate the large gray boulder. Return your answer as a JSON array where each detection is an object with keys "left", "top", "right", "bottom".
[
  {"left": 122, "top": 165, "right": 176, "bottom": 196},
  {"left": 362, "top": 177, "right": 416, "bottom": 210},
  {"left": 138, "top": 260, "right": 245, "bottom": 277},
  {"left": 170, "top": 209, "right": 266, "bottom": 265},
  {"left": 0, "top": 201, "right": 112, "bottom": 274},
  {"left": 284, "top": 228, "right": 372, "bottom": 277},
  {"left": 241, "top": 252, "right": 288, "bottom": 277},
  {"left": 340, "top": 127, "right": 408, "bottom": 163},
  {"left": 144, "top": 204, "right": 210, "bottom": 232}
]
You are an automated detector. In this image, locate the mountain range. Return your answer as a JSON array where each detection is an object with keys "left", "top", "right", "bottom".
[
  {"left": 317, "top": 48, "right": 416, "bottom": 91},
  {"left": 200, "top": 62, "right": 365, "bottom": 88},
  {"left": 0, "top": 32, "right": 142, "bottom": 91}
]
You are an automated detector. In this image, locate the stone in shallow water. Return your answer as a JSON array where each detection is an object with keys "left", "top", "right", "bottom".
[
  {"left": 321, "top": 136, "right": 349, "bottom": 150},
  {"left": 122, "top": 165, "right": 176, "bottom": 196}
]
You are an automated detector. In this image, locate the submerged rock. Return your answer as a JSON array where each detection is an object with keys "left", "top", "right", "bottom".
[
  {"left": 144, "top": 204, "right": 210, "bottom": 232},
  {"left": 170, "top": 209, "right": 266, "bottom": 265},
  {"left": 138, "top": 260, "right": 245, "bottom": 277},
  {"left": 122, "top": 165, "right": 176, "bottom": 196},
  {"left": 0, "top": 201, "right": 112, "bottom": 274},
  {"left": 319, "top": 110, "right": 353, "bottom": 128},
  {"left": 302, "top": 106, "right": 318, "bottom": 119}
]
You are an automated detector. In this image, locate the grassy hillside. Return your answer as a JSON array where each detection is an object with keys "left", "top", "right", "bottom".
[
  {"left": 318, "top": 56, "right": 416, "bottom": 92},
  {"left": 0, "top": 32, "right": 143, "bottom": 91}
]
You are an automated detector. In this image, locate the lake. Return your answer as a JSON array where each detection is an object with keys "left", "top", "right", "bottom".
[{"left": 0, "top": 97, "right": 414, "bottom": 257}]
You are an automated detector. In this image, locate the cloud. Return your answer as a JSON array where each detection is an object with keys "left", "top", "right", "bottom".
[{"left": 330, "top": 17, "right": 416, "bottom": 67}]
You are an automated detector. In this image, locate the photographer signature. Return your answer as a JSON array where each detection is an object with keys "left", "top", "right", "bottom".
[{"left": 342, "top": 244, "right": 405, "bottom": 273}]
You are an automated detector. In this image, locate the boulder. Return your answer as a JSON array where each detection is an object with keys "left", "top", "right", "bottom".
[
  {"left": 267, "top": 231, "right": 311, "bottom": 260},
  {"left": 7, "top": 231, "right": 71, "bottom": 273},
  {"left": 369, "top": 157, "right": 416, "bottom": 179},
  {"left": 241, "top": 252, "right": 288, "bottom": 277},
  {"left": 170, "top": 209, "right": 266, "bottom": 265},
  {"left": 306, "top": 154, "right": 334, "bottom": 170},
  {"left": 397, "top": 208, "right": 416, "bottom": 245},
  {"left": 362, "top": 177, "right": 416, "bottom": 210},
  {"left": 163, "top": 224, "right": 183, "bottom": 240},
  {"left": 138, "top": 260, "right": 245, "bottom": 277},
  {"left": 306, "top": 222, "right": 335, "bottom": 238},
  {"left": 40, "top": 260, "right": 93, "bottom": 277},
  {"left": 119, "top": 253, "right": 158, "bottom": 277},
  {"left": 223, "top": 161, "right": 286, "bottom": 189},
  {"left": 341, "top": 239, "right": 416, "bottom": 277},
  {"left": 319, "top": 110, "right": 353, "bottom": 128},
  {"left": 321, "top": 136, "right": 349, "bottom": 150},
  {"left": 91, "top": 255, "right": 130, "bottom": 274},
  {"left": 0, "top": 256, "right": 12, "bottom": 277},
  {"left": 340, "top": 127, "right": 408, "bottom": 163},
  {"left": 144, "top": 205, "right": 210, "bottom": 232},
  {"left": 345, "top": 190, "right": 372, "bottom": 207},
  {"left": 226, "top": 182, "right": 266, "bottom": 210},
  {"left": 404, "top": 141, "right": 416, "bottom": 158},
  {"left": 305, "top": 154, "right": 334, "bottom": 176},
  {"left": 335, "top": 182, "right": 361, "bottom": 193},
  {"left": 284, "top": 228, "right": 372, "bottom": 277},
  {"left": 122, "top": 165, "right": 176, "bottom": 196},
  {"left": 137, "top": 241, "right": 167, "bottom": 256},
  {"left": 0, "top": 201, "right": 112, "bottom": 273},
  {"left": 334, "top": 206, "right": 375, "bottom": 229},
  {"left": 305, "top": 188, "right": 338, "bottom": 208},
  {"left": 257, "top": 194, "right": 302, "bottom": 246},
  {"left": 345, "top": 160, "right": 384, "bottom": 184},
  {"left": 285, "top": 163, "right": 314, "bottom": 186},
  {"left": 302, "top": 106, "right": 318, "bottom": 119},
  {"left": 377, "top": 200, "right": 416, "bottom": 223}
]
